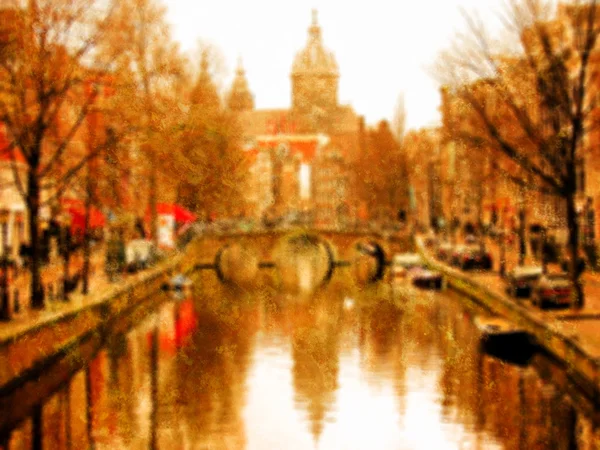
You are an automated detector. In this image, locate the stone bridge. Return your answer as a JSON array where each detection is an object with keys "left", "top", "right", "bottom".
[{"left": 187, "top": 228, "right": 412, "bottom": 281}]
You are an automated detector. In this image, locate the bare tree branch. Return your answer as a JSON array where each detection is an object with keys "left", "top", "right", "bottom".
[
  {"left": 39, "top": 90, "right": 98, "bottom": 178},
  {"left": 41, "top": 137, "right": 113, "bottom": 206}
]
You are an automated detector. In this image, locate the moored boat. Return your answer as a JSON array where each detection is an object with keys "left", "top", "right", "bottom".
[
  {"left": 474, "top": 316, "right": 536, "bottom": 365},
  {"left": 411, "top": 268, "right": 444, "bottom": 290}
]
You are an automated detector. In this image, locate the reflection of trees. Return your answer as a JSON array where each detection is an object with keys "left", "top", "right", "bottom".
[
  {"left": 432, "top": 300, "right": 590, "bottom": 450},
  {"left": 290, "top": 290, "right": 342, "bottom": 443},
  {"left": 171, "top": 286, "right": 259, "bottom": 449},
  {"left": 437, "top": 304, "right": 481, "bottom": 427},
  {"left": 106, "top": 332, "right": 139, "bottom": 448},
  {"left": 433, "top": 300, "right": 538, "bottom": 449},
  {"left": 400, "top": 292, "right": 442, "bottom": 368},
  {"left": 476, "top": 351, "right": 588, "bottom": 449},
  {"left": 356, "top": 287, "right": 403, "bottom": 382}
]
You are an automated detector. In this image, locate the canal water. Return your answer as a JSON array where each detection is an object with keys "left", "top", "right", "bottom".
[{"left": 3, "top": 269, "right": 599, "bottom": 449}]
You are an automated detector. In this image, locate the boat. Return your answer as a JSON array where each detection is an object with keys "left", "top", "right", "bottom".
[
  {"left": 411, "top": 267, "right": 444, "bottom": 290},
  {"left": 474, "top": 316, "right": 536, "bottom": 365},
  {"left": 390, "top": 253, "right": 423, "bottom": 281}
]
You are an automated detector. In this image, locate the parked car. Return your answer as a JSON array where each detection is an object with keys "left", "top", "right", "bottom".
[
  {"left": 487, "top": 225, "right": 501, "bottom": 238},
  {"left": 560, "top": 253, "right": 587, "bottom": 275},
  {"left": 437, "top": 242, "right": 454, "bottom": 262},
  {"left": 464, "top": 234, "right": 478, "bottom": 245},
  {"left": 449, "top": 245, "right": 469, "bottom": 266},
  {"left": 505, "top": 265, "right": 543, "bottom": 298},
  {"left": 531, "top": 273, "right": 573, "bottom": 309},
  {"left": 454, "top": 245, "right": 493, "bottom": 270},
  {"left": 423, "top": 233, "right": 438, "bottom": 249},
  {"left": 390, "top": 253, "right": 424, "bottom": 280}
]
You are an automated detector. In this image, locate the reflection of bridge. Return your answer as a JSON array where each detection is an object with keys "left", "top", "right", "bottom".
[{"left": 189, "top": 229, "right": 412, "bottom": 282}]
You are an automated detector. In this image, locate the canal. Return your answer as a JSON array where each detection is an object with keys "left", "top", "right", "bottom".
[{"left": 2, "top": 267, "right": 598, "bottom": 449}]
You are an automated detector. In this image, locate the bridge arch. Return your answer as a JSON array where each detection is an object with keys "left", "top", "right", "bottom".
[
  {"left": 272, "top": 231, "right": 336, "bottom": 289},
  {"left": 213, "top": 242, "right": 260, "bottom": 285},
  {"left": 213, "top": 244, "right": 229, "bottom": 283},
  {"left": 191, "top": 229, "right": 410, "bottom": 284},
  {"left": 354, "top": 239, "right": 387, "bottom": 283}
]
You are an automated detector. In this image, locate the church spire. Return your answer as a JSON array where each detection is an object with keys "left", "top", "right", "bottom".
[
  {"left": 236, "top": 55, "right": 245, "bottom": 76},
  {"left": 190, "top": 50, "right": 220, "bottom": 109},
  {"left": 309, "top": 8, "right": 321, "bottom": 40},
  {"left": 227, "top": 55, "right": 254, "bottom": 112}
]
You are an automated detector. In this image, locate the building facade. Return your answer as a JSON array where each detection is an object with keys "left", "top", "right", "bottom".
[{"left": 229, "top": 10, "right": 362, "bottom": 227}]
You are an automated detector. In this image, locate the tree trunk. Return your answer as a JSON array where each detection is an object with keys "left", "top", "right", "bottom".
[
  {"left": 149, "top": 150, "right": 158, "bottom": 247},
  {"left": 500, "top": 231, "right": 506, "bottom": 277},
  {"left": 566, "top": 194, "right": 584, "bottom": 309},
  {"left": 62, "top": 233, "right": 70, "bottom": 301},
  {"left": 28, "top": 168, "right": 43, "bottom": 310},
  {"left": 518, "top": 207, "right": 526, "bottom": 266},
  {"left": 476, "top": 178, "right": 483, "bottom": 230},
  {"left": 82, "top": 163, "right": 92, "bottom": 295},
  {"left": 428, "top": 161, "right": 435, "bottom": 229}
]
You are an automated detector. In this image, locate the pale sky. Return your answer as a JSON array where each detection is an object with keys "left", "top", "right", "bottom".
[{"left": 164, "top": 0, "right": 504, "bottom": 131}]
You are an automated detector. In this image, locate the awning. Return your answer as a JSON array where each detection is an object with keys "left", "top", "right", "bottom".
[
  {"left": 149, "top": 203, "right": 196, "bottom": 224},
  {"left": 61, "top": 198, "right": 106, "bottom": 236}
]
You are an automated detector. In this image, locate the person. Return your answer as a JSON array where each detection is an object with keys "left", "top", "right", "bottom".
[{"left": 135, "top": 217, "right": 146, "bottom": 239}]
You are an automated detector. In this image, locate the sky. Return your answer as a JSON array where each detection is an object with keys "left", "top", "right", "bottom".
[{"left": 164, "top": 0, "right": 505, "bottom": 131}]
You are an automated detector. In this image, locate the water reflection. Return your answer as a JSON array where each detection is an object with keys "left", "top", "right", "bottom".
[
  {"left": 290, "top": 290, "right": 342, "bottom": 443},
  {"left": 5, "top": 271, "right": 600, "bottom": 449},
  {"left": 273, "top": 235, "right": 330, "bottom": 293}
]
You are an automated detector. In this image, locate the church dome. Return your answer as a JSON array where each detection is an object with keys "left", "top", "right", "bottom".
[{"left": 291, "top": 10, "right": 339, "bottom": 77}]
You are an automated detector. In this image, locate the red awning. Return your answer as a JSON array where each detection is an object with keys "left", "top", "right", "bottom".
[
  {"left": 150, "top": 203, "right": 196, "bottom": 224},
  {"left": 61, "top": 198, "right": 106, "bottom": 236}
]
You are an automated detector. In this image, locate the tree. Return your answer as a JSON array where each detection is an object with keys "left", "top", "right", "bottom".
[
  {"left": 100, "top": 0, "right": 186, "bottom": 243},
  {"left": 437, "top": 0, "right": 600, "bottom": 307},
  {"left": 171, "top": 46, "right": 249, "bottom": 219},
  {"left": 0, "top": 0, "right": 117, "bottom": 309},
  {"left": 392, "top": 93, "right": 410, "bottom": 221},
  {"left": 403, "top": 128, "right": 442, "bottom": 229},
  {"left": 355, "top": 120, "right": 408, "bottom": 222}
]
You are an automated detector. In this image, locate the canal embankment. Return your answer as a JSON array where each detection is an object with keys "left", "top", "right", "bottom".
[
  {"left": 417, "top": 237, "right": 600, "bottom": 405},
  {"left": 0, "top": 251, "right": 196, "bottom": 405}
]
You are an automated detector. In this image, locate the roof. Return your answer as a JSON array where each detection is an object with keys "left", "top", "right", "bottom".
[
  {"left": 330, "top": 106, "right": 360, "bottom": 133},
  {"left": 238, "top": 109, "right": 292, "bottom": 135},
  {"left": 239, "top": 106, "right": 360, "bottom": 136},
  {"left": 245, "top": 134, "right": 322, "bottom": 163}
]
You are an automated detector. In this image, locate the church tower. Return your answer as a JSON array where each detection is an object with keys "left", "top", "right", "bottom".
[
  {"left": 190, "top": 50, "right": 220, "bottom": 109},
  {"left": 291, "top": 10, "right": 339, "bottom": 129},
  {"left": 227, "top": 57, "right": 255, "bottom": 112}
]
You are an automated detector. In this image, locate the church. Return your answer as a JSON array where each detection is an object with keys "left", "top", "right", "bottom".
[{"left": 226, "top": 10, "right": 364, "bottom": 228}]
